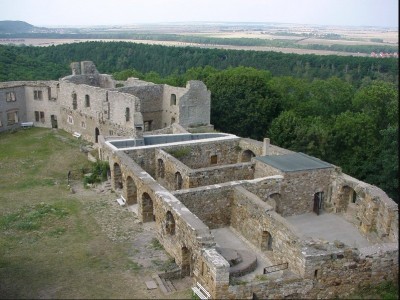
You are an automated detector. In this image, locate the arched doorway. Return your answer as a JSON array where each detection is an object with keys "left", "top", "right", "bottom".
[
  {"left": 142, "top": 192, "right": 154, "bottom": 222},
  {"left": 175, "top": 172, "right": 183, "bottom": 190},
  {"left": 126, "top": 176, "right": 137, "bottom": 205},
  {"left": 313, "top": 192, "right": 324, "bottom": 215},
  {"left": 261, "top": 231, "right": 272, "bottom": 251},
  {"left": 95, "top": 127, "right": 100, "bottom": 143},
  {"left": 157, "top": 159, "right": 165, "bottom": 179},
  {"left": 181, "top": 246, "right": 191, "bottom": 277},
  {"left": 113, "top": 163, "right": 123, "bottom": 190},
  {"left": 265, "top": 193, "right": 281, "bottom": 213},
  {"left": 241, "top": 149, "right": 256, "bottom": 162}
]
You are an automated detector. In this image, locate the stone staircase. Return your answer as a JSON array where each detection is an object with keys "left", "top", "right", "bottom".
[{"left": 152, "top": 274, "right": 177, "bottom": 294}]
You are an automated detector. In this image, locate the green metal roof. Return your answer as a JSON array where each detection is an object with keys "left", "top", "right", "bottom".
[{"left": 255, "top": 152, "right": 333, "bottom": 172}]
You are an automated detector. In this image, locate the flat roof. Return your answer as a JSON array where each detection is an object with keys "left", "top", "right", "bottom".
[{"left": 255, "top": 152, "right": 333, "bottom": 172}]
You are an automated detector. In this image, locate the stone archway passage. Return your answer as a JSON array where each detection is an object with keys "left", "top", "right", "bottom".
[
  {"left": 142, "top": 192, "right": 155, "bottom": 222},
  {"left": 241, "top": 149, "right": 256, "bottom": 162},
  {"left": 113, "top": 162, "right": 123, "bottom": 190},
  {"left": 126, "top": 176, "right": 137, "bottom": 205}
]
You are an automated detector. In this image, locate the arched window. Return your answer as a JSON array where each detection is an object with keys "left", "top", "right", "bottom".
[
  {"left": 166, "top": 211, "right": 175, "bottom": 235},
  {"left": 72, "top": 92, "right": 77, "bottom": 110},
  {"left": 85, "top": 95, "right": 90, "bottom": 107},
  {"left": 175, "top": 172, "right": 183, "bottom": 190},
  {"left": 125, "top": 107, "right": 130, "bottom": 122},
  {"left": 170, "top": 94, "right": 177, "bottom": 106}
]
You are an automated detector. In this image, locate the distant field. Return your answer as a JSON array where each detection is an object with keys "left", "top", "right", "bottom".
[{"left": 0, "top": 38, "right": 373, "bottom": 57}]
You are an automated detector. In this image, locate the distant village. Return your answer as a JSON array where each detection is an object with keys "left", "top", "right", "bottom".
[{"left": 370, "top": 51, "right": 398, "bottom": 58}]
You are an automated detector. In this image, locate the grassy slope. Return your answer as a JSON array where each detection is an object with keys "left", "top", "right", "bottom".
[{"left": 0, "top": 128, "right": 190, "bottom": 299}]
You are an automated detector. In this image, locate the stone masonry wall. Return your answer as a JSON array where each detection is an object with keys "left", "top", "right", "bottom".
[
  {"left": 173, "top": 185, "right": 233, "bottom": 229},
  {"left": 223, "top": 241, "right": 398, "bottom": 299},
  {"left": 24, "top": 83, "right": 60, "bottom": 129},
  {"left": 187, "top": 162, "right": 255, "bottom": 188},
  {"left": 230, "top": 186, "right": 305, "bottom": 275},
  {"left": 165, "top": 138, "right": 241, "bottom": 169},
  {"left": 178, "top": 81, "right": 211, "bottom": 128},
  {"left": 330, "top": 173, "right": 399, "bottom": 243},
  {"left": 0, "top": 84, "right": 27, "bottom": 132}
]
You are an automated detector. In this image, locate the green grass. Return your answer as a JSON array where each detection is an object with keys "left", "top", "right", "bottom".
[
  {"left": 348, "top": 281, "right": 399, "bottom": 299},
  {"left": 0, "top": 128, "right": 179, "bottom": 299}
]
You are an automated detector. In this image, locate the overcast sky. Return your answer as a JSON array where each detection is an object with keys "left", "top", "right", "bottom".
[{"left": 0, "top": 0, "right": 398, "bottom": 27}]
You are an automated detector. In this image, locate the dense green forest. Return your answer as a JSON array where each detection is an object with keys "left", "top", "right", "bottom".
[{"left": 0, "top": 42, "right": 398, "bottom": 201}]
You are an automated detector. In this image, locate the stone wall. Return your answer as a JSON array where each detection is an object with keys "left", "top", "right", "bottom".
[
  {"left": 58, "top": 81, "right": 138, "bottom": 142},
  {"left": 279, "top": 169, "right": 333, "bottom": 216},
  {"left": 230, "top": 186, "right": 305, "bottom": 275},
  {"left": 109, "top": 150, "right": 230, "bottom": 298},
  {"left": 24, "top": 83, "right": 60, "bottom": 129},
  {"left": 187, "top": 162, "right": 255, "bottom": 188},
  {"left": 173, "top": 185, "right": 234, "bottom": 229},
  {"left": 178, "top": 81, "right": 211, "bottom": 128},
  {"left": 224, "top": 241, "right": 398, "bottom": 299},
  {"left": 165, "top": 138, "right": 241, "bottom": 169},
  {"left": 330, "top": 173, "right": 399, "bottom": 243},
  {"left": 0, "top": 84, "right": 27, "bottom": 132}
]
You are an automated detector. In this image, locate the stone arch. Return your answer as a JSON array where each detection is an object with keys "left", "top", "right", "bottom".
[
  {"left": 241, "top": 149, "right": 256, "bottom": 162},
  {"left": 181, "top": 246, "right": 192, "bottom": 277},
  {"left": 157, "top": 159, "right": 165, "bottom": 179},
  {"left": 125, "top": 176, "right": 137, "bottom": 205},
  {"left": 175, "top": 172, "right": 183, "bottom": 190},
  {"left": 342, "top": 185, "right": 357, "bottom": 204},
  {"left": 266, "top": 193, "right": 281, "bottom": 213},
  {"left": 113, "top": 162, "right": 123, "bottom": 190},
  {"left": 261, "top": 231, "right": 273, "bottom": 251},
  {"left": 142, "top": 192, "right": 154, "bottom": 222},
  {"left": 166, "top": 211, "right": 175, "bottom": 235}
]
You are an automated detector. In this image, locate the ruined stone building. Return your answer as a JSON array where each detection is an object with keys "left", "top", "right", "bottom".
[{"left": 0, "top": 62, "right": 398, "bottom": 299}]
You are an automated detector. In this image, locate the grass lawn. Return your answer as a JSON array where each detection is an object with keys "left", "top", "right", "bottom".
[{"left": 0, "top": 128, "right": 191, "bottom": 299}]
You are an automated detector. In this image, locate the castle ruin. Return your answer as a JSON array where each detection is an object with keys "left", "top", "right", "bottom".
[{"left": 0, "top": 62, "right": 398, "bottom": 299}]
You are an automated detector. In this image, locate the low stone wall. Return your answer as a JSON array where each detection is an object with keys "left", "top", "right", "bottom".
[
  {"left": 187, "top": 162, "right": 254, "bottom": 188},
  {"left": 173, "top": 185, "right": 233, "bottom": 229}
]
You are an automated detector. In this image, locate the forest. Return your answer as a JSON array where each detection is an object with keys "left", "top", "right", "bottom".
[{"left": 0, "top": 42, "right": 398, "bottom": 201}]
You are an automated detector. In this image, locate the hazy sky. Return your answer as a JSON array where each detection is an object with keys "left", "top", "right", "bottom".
[{"left": 0, "top": 0, "right": 398, "bottom": 27}]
